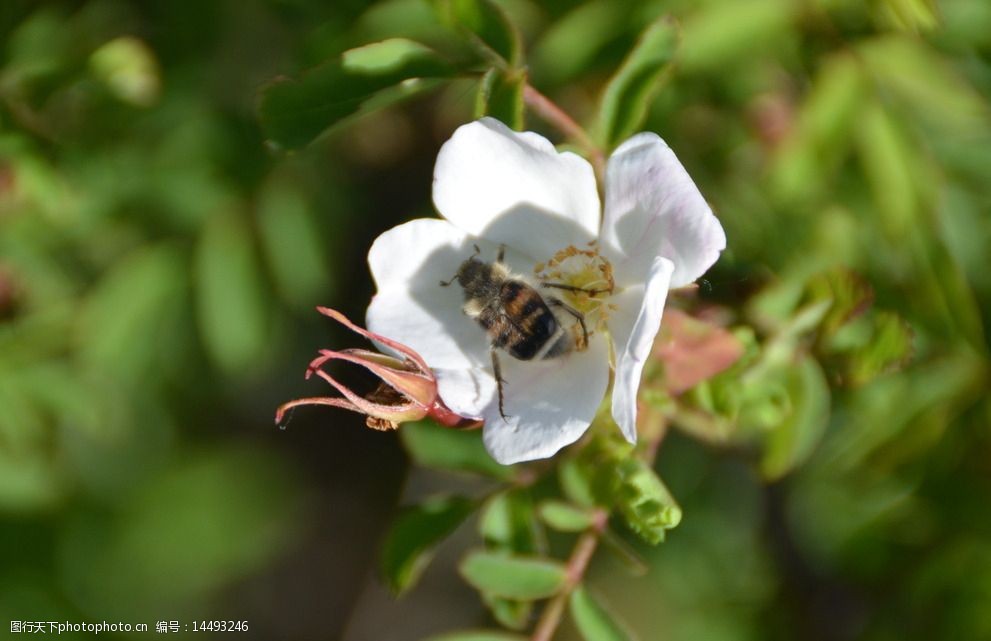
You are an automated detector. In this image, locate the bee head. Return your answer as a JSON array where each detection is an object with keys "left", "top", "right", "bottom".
[
  {"left": 455, "top": 255, "right": 490, "bottom": 293},
  {"left": 440, "top": 245, "right": 508, "bottom": 301}
]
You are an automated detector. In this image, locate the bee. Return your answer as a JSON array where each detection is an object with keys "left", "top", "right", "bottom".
[{"left": 440, "top": 245, "right": 603, "bottom": 419}]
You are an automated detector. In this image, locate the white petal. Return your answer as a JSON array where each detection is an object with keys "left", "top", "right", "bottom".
[
  {"left": 602, "top": 133, "right": 726, "bottom": 288},
  {"left": 482, "top": 337, "right": 609, "bottom": 465},
  {"left": 610, "top": 257, "right": 674, "bottom": 443},
  {"left": 368, "top": 218, "right": 466, "bottom": 291},
  {"left": 434, "top": 367, "right": 495, "bottom": 420},
  {"left": 433, "top": 118, "right": 601, "bottom": 261},
  {"left": 366, "top": 219, "right": 490, "bottom": 370}
]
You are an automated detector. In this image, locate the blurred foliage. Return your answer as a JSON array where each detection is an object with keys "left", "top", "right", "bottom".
[{"left": 1, "top": 0, "right": 990, "bottom": 639}]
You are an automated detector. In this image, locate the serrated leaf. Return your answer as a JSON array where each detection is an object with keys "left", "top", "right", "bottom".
[
  {"left": 801, "top": 268, "right": 875, "bottom": 337},
  {"left": 380, "top": 495, "right": 477, "bottom": 595},
  {"left": 597, "top": 16, "right": 679, "bottom": 149},
  {"left": 400, "top": 420, "right": 512, "bottom": 479},
  {"left": 610, "top": 459, "right": 682, "bottom": 545},
  {"left": 538, "top": 501, "right": 597, "bottom": 532},
  {"left": 653, "top": 309, "right": 746, "bottom": 394},
  {"left": 259, "top": 38, "right": 452, "bottom": 149},
  {"left": 459, "top": 550, "right": 566, "bottom": 599},
  {"left": 426, "top": 631, "right": 527, "bottom": 641},
  {"left": 759, "top": 357, "right": 831, "bottom": 480},
  {"left": 569, "top": 585, "right": 634, "bottom": 641},
  {"left": 479, "top": 490, "right": 541, "bottom": 553},
  {"left": 434, "top": 0, "right": 522, "bottom": 66},
  {"left": 475, "top": 67, "right": 525, "bottom": 130},
  {"left": 833, "top": 311, "right": 914, "bottom": 386},
  {"left": 195, "top": 210, "right": 269, "bottom": 374}
]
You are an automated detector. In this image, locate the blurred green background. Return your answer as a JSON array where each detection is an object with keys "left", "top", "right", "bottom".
[{"left": 0, "top": 0, "right": 989, "bottom": 640}]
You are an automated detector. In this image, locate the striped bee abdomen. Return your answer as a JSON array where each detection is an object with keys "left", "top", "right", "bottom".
[{"left": 497, "top": 280, "right": 558, "bottom": 360}]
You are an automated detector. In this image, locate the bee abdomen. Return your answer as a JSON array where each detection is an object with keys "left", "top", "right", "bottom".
[{"left": 497, "top": 281, "right": 558, "bottom": 360}]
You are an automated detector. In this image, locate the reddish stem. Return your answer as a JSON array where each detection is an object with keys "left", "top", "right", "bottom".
[
  {"left": 530, "top": 509, "right": 608, "bottom": 641},
  {"left": 523, "top": 85, "right": 605, "bottom": 177}
]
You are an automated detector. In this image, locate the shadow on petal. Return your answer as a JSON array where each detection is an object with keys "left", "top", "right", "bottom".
[{"left": 474, "top": 202, "right": 598, "bottom": 264}]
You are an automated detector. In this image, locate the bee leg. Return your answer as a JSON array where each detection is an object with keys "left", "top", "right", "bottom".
[
  {"left": 490, "top": 349, "right": 510, "bottom": 420},
  {"left": 496, "top": 244, "right": 506, "bottom": 263},
  {"left": 541, "top": 282, "right": 611, "bottom": 296},
  {"left": 439, "top": 272, "right": 457, "bottom": 286},
  {"left": 548, "top": 297, "right": 589, "bottom": 349}
]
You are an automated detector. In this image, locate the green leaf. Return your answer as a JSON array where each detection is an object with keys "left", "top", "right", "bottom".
[
  {"left": 194, "top": 210, "right": 269, "bottom": 374},
  {"left": 769, "top": 53, "right": 866, "bottom": 203},
  {"left": 425, "top": 631, "right": 527, "bottom": 641},
  {"left": 89, "top": 36, "right": 161, "bottom": 107},
  {"left": 259, "top": 38, "right": 452, "bottom": 149},
  {"left": 400, "top": 420, "right": 513, "bottom": 479},
  {"left": 559, "top": 457, "right": 597, "bottom": 508},
  {"left": 563, "top": 434, "right": 681, "bottom": 545},
  {"left": 380, "top": 496, "right": 478, "bottom": 595},
  {"left": 875, "top": 0, "right": 939, "bottom": 32},
  {"left": 856, "top": 101, "right": 917, "bottom": 238},
  {"left": 58, "top": 448, "right": 301, "bottom": 619},
  {"left": 569, "top": 585, "right": 634, "bottom": 641},
  {"left": 256, "top": 181, "right": 333, "bottom": 311},
  {"left": 434, "top": 0, "right": 522, "bottom": 66},
  {"left": 5, "top": 8, "right": 72, "bottom": 84},
  {"left": 858, "top": 36, "right": 990, "bottom": 134},
  {"left": 0, "top": 446, "right": 62, "bottom": 512},
  {"left": 679, "top": 0, "right": 795, "bottom": 72},
  {"left": 759, "top": 357, "right": 831, "bottom": 480},
  {"left": 829, "top": 311, "right": 914, "bottom": 386},
  {"left": 475, "top": 67, "right": 525, "bottom": 130},
  {"left": 597, "top": 16, "right": 679, "bottom": 149},
  {"left": 801, "top": 268, "right": 875, "bottom": 337},
  {"left": 459, "top": 550, "right": 567, "bottom": 599},
  {"left": 538, "top": 501, "right": 597, "bottom": 532},
  {"left": 479, "top": 490, "right": 542, "bottom": 553},
  {"left": 610, "top": 458, "right": 682, "bottom": 545},
  {"left": 78, "top": 244, "right": 186, "bottom": 379},
  {"left": 532, "top": 0, "right": 628, "bottom": 84},
  {"left": 482, "top": 592, "right": 532, "bottom": 631}
]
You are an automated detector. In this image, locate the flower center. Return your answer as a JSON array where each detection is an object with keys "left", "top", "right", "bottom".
[{"left": 533, "top": 242, "right": 616, "bottom": 343}]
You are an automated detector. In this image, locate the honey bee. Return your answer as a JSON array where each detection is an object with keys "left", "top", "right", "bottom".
[{"left": 440, "top": 245, "right": 603, "bottom": 419}]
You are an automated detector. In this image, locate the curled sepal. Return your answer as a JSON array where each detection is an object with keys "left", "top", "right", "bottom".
[{"left": 275, "top": 307, "right": 470, "bottom": 430}]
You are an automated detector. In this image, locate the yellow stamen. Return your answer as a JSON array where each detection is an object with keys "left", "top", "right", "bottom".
[{"left": 534, "top": 244, "right": 616, "bottom": 339}]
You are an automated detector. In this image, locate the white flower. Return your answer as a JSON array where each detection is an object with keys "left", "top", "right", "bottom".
[{"left": 366, "top": 118, "right": 726, "bottom": 464}]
